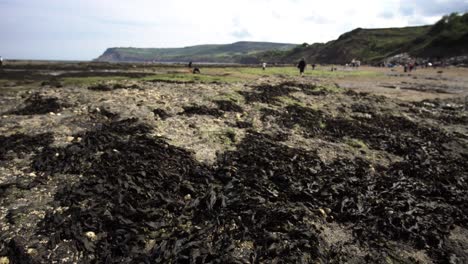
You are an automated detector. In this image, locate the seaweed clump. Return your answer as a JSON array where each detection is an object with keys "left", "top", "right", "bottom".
[{"left": 10, "top": 93, "right": 67, "bottom": 115}]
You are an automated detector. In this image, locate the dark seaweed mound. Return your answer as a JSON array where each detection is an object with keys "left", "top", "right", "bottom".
[
  {"left": 10, "top": 93, "right": 67, "bottom": 115},
  {"left": 29, "top": 120, "right": 326, "bottom": 263},
  {"left": 88, "top": 83, "right": 142, "bottom": 91},
  {"left": 0, "top": 133, "right": 54, "bottom": 161},
  {"left": 239, "top": 84, "right": 296, "bottom": 104},
  {"left": 262, "top": 104, "right": 452, "bottom": 155},
  {"left": 213, "top": 100, "right": 243, "bottom": 113},
  {"left": 181, "top": 105, "right": 224, "bottom": 117},
  {"left": 239, "top": 82, "right": 333, "bottom": 104},
  {"left": 153, "top": 108, "right": 171, "bottom": 120}
]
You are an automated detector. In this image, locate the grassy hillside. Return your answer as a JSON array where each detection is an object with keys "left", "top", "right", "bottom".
[
  {"left": 278, "top": 26, "right": 431, "bottom": 64},
  {"left": 96, "top": 41, "right": 297, "bottom": 63},
  {"left": 280, "top": 13, "right": 468, "bottom": 64},
  {"left": 411, "top": 13, "right": 468, "bottom": 57}
]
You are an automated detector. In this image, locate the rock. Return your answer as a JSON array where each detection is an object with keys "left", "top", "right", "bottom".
[
  {"left": 85, "top": 231, "right": 98, "bottom": 241},
  {"left": 0, "top": 257, "right": 9, "bottom": 264},
  {"left": 66, "top": 136, "right": 74, "bottom": 142},
  {"left": 27, "top": 248, "right": 38, "bottom": 257},
  {"left": 318, "top": 208, "right": 327, "bottom": 218},
  {"left": 145, "top": 239, "right": 156, "bottom": 252},
  {"left": 184, "top": 194, "right": 192, "bottom": 201}
]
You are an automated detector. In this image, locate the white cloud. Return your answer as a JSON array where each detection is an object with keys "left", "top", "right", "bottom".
[{"left": 0, "top": 0, "right": 466, "bottom": 59}]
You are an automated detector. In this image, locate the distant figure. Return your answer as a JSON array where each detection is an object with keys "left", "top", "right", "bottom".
[
  {"left": 193, "top": 67, "right": 201, "bottom": 74},
  {"left": 312, "top": 64, "right": 316, "bottom": 70},
  {"left": 297, "top": 58, "right": 306, "bottom": 76},
  {"left": 262, "top": 62, "right": 267, "bottom": 70},
  {"left": 404, "top": 64, "right": 408, "bottom": 73},
  {"left": 0, "top": 56, "right": 3, "bottom": 67},
  {"left": 188, "top": 61, "right": 192, "bottom": 68}
]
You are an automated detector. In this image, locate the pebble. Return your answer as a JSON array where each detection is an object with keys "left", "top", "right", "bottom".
[
  {"left": 318, "top": 208, "right": 327, "bottom": 218},
  {"left": 85, "top": 231, "right": 98, "bottom": 241},
  {"left": 27, "top": 248, "right": 38, "bottom": 256},
  {"left": 0, "top": 257, "right": 9, "bottom": 264},
  {"left": 66, "top": 136, "right": 75, "bottom": 142},
  {"left": 184, "top": 194, "right": 192, "bottom": 201},
  {"left": 145, "top": 239, "right": 156, "bottom": 252}
]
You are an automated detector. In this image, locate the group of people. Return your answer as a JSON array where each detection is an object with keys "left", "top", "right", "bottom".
[
  {"left": 187, "top": 58, "right": 315, "bottom": 77},
  {"left": 403, "top": 63, "right": 415, "bottom": 72}
]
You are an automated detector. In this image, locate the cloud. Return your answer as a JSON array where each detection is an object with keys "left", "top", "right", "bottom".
[
  {"left": 305, "top": 15, "right": 334, "bottom": 25},
  {"left": 232, "top": 17, "right": 241, "bottom": 27},
  {"left": 231, "top": 29, "right": 251, "bottom": 39},
  {"left": 400, "top": 0, "right": 468, "bottom": 17},
  {"left": 379, "top": 11, "right": 395, "bottom": 19},
  {"left": 89, "top": 16, "right": 157, "bottom": 28},
  {"left": 272, "top": 11, "right": 282, "bottom": 19},
  {"left": 400, "top": 6, "right": 415, "bottom": 16}
]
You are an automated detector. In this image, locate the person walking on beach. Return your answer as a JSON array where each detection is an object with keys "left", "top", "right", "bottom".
[
  {"left": 0, "top": 56, "right": 3, "bottom": 67},
  {"left": 262, "top": 62, "right": 267, "bottom": 70},
  {"left": 297, "top": 58, "right": 306, "bottom": 76}
]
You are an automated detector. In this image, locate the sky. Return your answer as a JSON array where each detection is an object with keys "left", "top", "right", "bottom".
[{"left": 1, "top": 0, "right": 467, "bottom": 60}]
